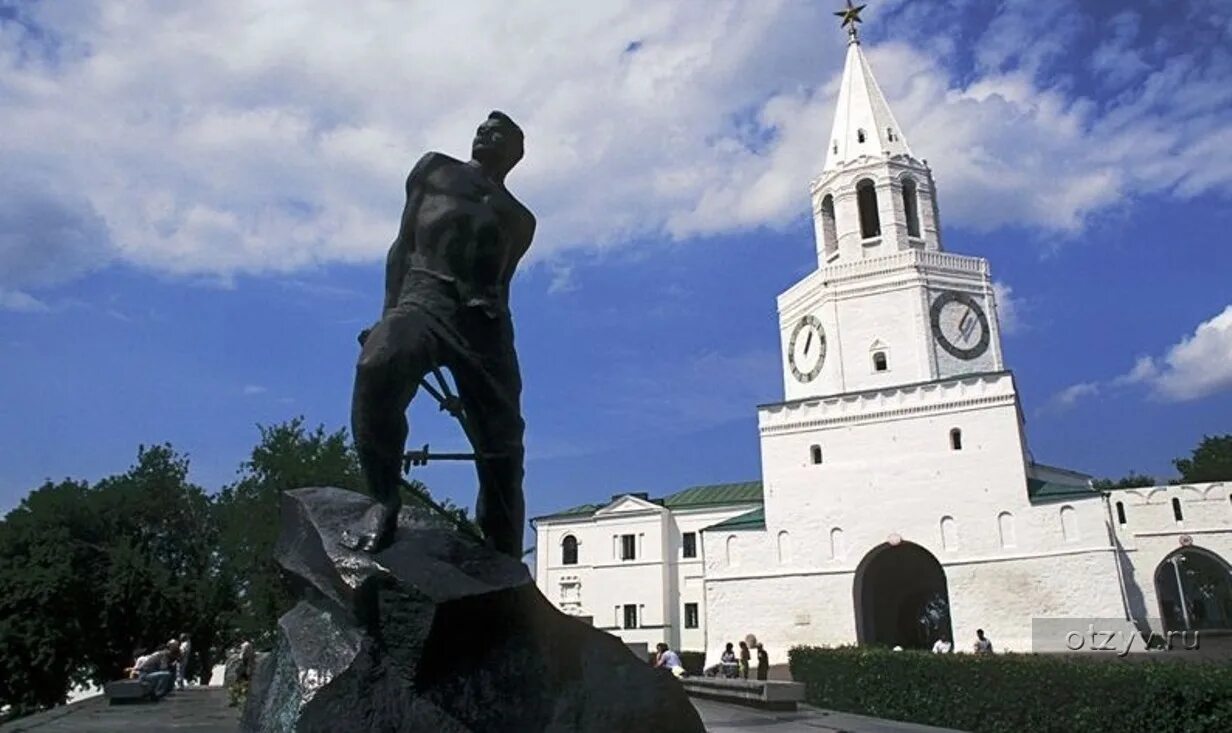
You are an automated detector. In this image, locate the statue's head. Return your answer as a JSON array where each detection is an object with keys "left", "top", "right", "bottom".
[{"left": 472, "top": 110, "right": 524, "bottom": 174}]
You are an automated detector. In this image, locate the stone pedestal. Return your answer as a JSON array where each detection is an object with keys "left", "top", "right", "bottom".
[{"left": 242, "top": 487, "right": 704, "bottom": 733}]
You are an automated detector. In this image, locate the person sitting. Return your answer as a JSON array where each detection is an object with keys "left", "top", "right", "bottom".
[
  {"left": 720, "top": 642, "right": 739, "bottom": 678},
  {"left": 129, "top": 644, "right": 178, "bottom": 700},
  {"left": 931, "top": 635, "right": 953, "bottom": 654},
  {"left": 974, "top": 629, "right": 994, "bottom": 654},
  {"left": 704, "top": 642, "right": 741, "bottom": 678},
  {"left": 653, "top": 643, "right": 686, "bottom": 678}
]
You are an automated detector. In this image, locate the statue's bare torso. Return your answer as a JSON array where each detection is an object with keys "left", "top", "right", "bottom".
[{"left": 391, "top": 152, "right": 535, "bottom": 315}]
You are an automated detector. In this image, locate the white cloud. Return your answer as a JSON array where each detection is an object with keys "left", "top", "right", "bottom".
[
  {"left": 1041, "top": 381, "right": 1101, "bottom": 415},
  {"left": 242, "top": 384, "right": 268, "bottom": 396},
  {"left": 0, "top": 0, "right": 1229, "bottom": 287},
  {"left": 0, "top": 288, "right": 49, "bottom": 313},
  {"left": 1045, "top": 305, "right": 1232, "bottom": 411},
  {"left": 546, "top": 262, "right": 578, "bottom": 295},
  {"left": 1119, "top": 305, "right": 1232, "bottom": 402},
  {"left": 992, "top": 281, "right": 1024, "bottom": 335}
]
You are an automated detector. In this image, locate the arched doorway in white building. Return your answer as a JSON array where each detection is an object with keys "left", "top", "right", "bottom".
[
  {"left": 1154, "top": 546, "right": 1232, "bottom": 632},
  {"left": 854, "top": 542, "right": 953, "bottom": 649}
]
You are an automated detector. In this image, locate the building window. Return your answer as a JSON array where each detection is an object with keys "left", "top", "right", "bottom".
[
  {"left": 1116, "top": 501, "right": 1127, "bottom": 525},
  {"left": 684, "top": 603, "right": 699, "bottom": 629},
  {"left": 725, "top": 535, "right": 738, "bottom": 566},
  {"left": 857, "top": 179, "right": 881, "bottom": 239},
  {"left": 998, "top": 511, "right": 1016, "bottom": 548},
  {"left": 940, "top": 515, "right": 958, "bottom": 551},
  {"left": 950, "top": 428, "right": 963, "bottom": 451},
  {"left": 562, "top": 534, "right": 578, "bottom": 565},
  {"left": 810, "top": 444, "right": 823, "bottom": 465},
  {"left": 857, "top": 128, "right": 867, "bottom": 143},
  {"left": 1172, "top": 497, "right": 1184, "bottom": 522},
  {"left": 1060, "top": 505, "right": 1078, "bottom": 542},
  {"left": 902, "top": 177, "right": 921, "bottom": 238},
  {"left": 682, "top": 532, "right": 697, "bottom": 559},
  {"left": 623, "top": 604, "right": 638, "bottom": 629},
  {"left": 872, "top": 351, "right": 888, "bottom": 372},
  {"left": 820, "top": 194, "right": 838, "bottom": 255},
  {"left": 777, "top": 530, "right": 792, "bottom": 565},
  {"left": 620, "top": 534, "right": 636, "bottom": 560},
  {"left": 829, "top": 527, "right": 844, "bottom": 560}
]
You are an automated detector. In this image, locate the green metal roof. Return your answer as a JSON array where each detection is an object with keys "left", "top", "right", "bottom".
[
  {"left": 704, "top": 507, "right": 766, "bottom": 532},
  {"left": 531, "top": 481, "right": 762, "bottom": 523},
  {"left": 531, "top": 502, "right": 602, "bottom": 522},
  {"left": 662, "top": 481, "right": 763, "bottom": 509},
  {"left": 1027, "top": 478, "right": 1099, "bottom": 504}
]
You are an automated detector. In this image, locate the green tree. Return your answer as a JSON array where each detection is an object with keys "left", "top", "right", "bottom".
[
  {"left": 0, "top": 445, "right": 216, "bottom": 713},
  {"left": 0, "top": 479, "right": 102, "bottom": 712},
  {"left": 213, "top": 418, "right": 365, "bottom": 648},
  {"left": 1092, "top": 472, "right": 1157, "bottom": 490},
  {"left": 1173, "top": 434, "right": 1232, "bottom": 484},
  {"left": 213, "top": 417, "right": 470, "bottom": 649}
]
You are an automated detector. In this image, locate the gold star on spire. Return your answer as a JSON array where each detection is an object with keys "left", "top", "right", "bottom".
[{"left": 834, "top": 0, "right": 867, "bottom": 42}]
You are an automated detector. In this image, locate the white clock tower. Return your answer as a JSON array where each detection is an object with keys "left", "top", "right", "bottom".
[{"left": 779, "top": 16, "right": 1005, "bottom": 403}]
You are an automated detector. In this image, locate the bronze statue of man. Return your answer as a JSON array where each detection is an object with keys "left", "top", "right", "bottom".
[{"left": 345, "top": 111, "right": 535, "bottom": 557}]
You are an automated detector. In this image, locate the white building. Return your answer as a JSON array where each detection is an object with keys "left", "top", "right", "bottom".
[{"left": 532, "top": 14, "right": 1232, "bottom": 665}]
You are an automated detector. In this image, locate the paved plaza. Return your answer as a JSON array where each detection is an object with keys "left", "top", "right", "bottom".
[
  {"left": 0, "top": 687, "right": 964, "bottom": 733},
  {"left": 692, "top": 699, "right": 964, "bottom": 733}
]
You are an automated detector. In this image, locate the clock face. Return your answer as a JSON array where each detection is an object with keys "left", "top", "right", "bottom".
[
  {"left": 788, "top": 315, "right": 826, "bottom": 382},
  {"left": 930, "top": 291, "right": 990, "bottom": 360}
]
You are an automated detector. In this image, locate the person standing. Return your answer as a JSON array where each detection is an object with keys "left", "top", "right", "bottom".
[
  {"left": 738, "top": 640, "right": 751, "bottom": 679},
  {"left": 177, "top": 634, "right": 192, "bottom": 688},
  {"left": 974, "top": 629, "right": 994, "bottom": 654},
  {"left": 755, "top": 643, "right": 770, "bottom": 681}
]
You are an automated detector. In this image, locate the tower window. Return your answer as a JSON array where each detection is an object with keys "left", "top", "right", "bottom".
[
  {"left": 1115, "top": 501, "right": 1127, "bottom": 525},
  {"left": 887, "top": 127, "right": 896, "bottom": 142},
  {"left": 562, "top": 535, "right": 578, "bottom": 565},
  {"left": 832, "top": 139, "right": 838, "bottom": 155},
  {"left": 810, "top": 444, "right": 823, "bottom": 465},
  {"left": 820, "top": 194, "right": 838, "bottom": 255},
  {"left": 902, "top": 177, "right": 921, "bottom": 238},
  {"left": 950, "top": 428, "right": 963, "bottom": 451},
  {"left": 857, "top": 129, "right": 867, "bottom": 143},
  {"left": 1172, "top": 497, "right": 1183, "bottom": 522},
  {"left": 856, "top": 179, "right": 881, "bottom": 239},
  {"left": 872, "top": 351, "right": 888, "bottom": 372}
]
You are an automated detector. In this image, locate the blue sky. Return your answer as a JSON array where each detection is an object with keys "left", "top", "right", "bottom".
[{"left": 2, "top": 1, "right": 1231, "bottom": 547}]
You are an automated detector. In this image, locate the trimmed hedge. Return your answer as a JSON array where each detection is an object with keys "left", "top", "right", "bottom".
[{"left": 789, "top": 646, "right": 1232, "bottom": 733}]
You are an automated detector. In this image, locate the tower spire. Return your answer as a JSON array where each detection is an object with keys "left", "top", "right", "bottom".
[
  {"left": 834, "top": 0, "right": 866, "bottom": 45},
  {"left": 822, "top": 1, "right": 912, "bottom": 172}
]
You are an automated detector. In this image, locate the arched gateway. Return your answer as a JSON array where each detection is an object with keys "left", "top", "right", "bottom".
[
  {"left": 854, "top": 542, "right": 953, "bottom": 649},
  {"left": 1154, "top": 546, "right": 1232, "bottom": 632}
]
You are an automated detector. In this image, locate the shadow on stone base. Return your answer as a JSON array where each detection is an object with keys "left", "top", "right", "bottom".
[{"left": 242, "top": 487, "right": 704, "bottom": 733}]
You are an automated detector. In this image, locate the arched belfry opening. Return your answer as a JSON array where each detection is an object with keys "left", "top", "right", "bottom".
[
  {"left": 854, "top": 541, "right": 952, "bottom": 648},
  {"left": 856, "top": 179, "right": 881, "bottom": 239},
  {"left": 820, "top": 194, "right": 838, "bottom": 256},
  {"left": 901, "top": 176, "right": 921, "bottom": 239},
  {"left": 1154, "top": 546, "right": 1232, "bottom": 632}
]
